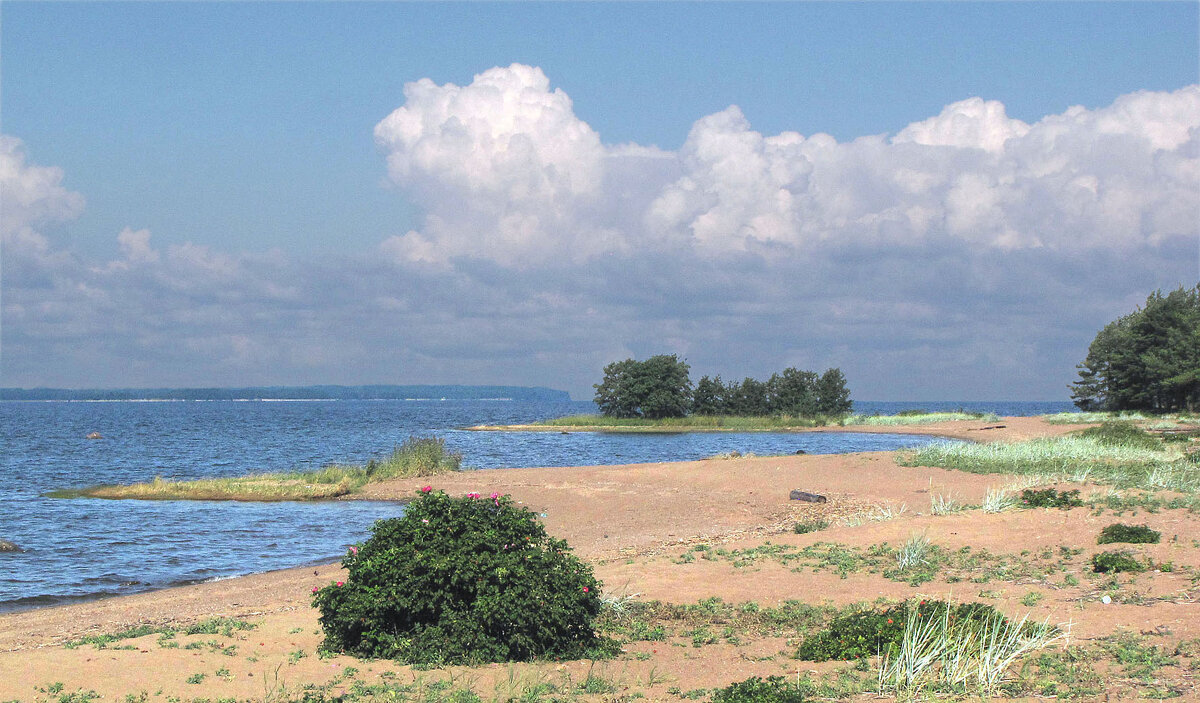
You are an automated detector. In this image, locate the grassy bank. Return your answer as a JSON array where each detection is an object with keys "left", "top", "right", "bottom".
[
  {"left": 47, "top": 437, "right": 461, "bottom": 501},
  {"left": 529, "top": 414, "right": 837, "bottom": 431},
  {"left": 1041, "top": 411, "right": 1200, "bottom": 426},
  {"left": 901, "top": 423, "right": 1199, "bottom": 493},
  {"left": 509, "top": 410, "right": 1002, "bottom": 432},
  {"left": 845, "top": 410, "right": 1000, "bottom": 425}
]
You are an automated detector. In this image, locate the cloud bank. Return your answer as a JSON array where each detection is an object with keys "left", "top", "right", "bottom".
[{"left": 4, "top": 66, "right": 1198, "bottom": 399}]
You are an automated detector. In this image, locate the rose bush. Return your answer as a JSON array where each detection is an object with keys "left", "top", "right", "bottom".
[{"left": 313, "top": 489, "right": 613, "bottom": 664}]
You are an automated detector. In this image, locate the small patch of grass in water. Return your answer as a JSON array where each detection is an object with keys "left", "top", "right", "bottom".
[{"left": 47, "top": 436, "right": 461, "bottom": 501}]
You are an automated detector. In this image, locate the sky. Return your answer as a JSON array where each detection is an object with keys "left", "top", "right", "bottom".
[{"left": 2, "top": 2, "right": 1198, "bottom": 401}]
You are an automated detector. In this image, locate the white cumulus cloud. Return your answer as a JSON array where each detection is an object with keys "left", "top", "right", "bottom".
[{"left": 374, "top": 67, "right": 1198, "bottom": 259}]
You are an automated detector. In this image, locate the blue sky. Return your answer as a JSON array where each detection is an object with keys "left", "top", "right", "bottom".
[{"left": 2, "top": 2, "right": 1198, "bottom": 400}]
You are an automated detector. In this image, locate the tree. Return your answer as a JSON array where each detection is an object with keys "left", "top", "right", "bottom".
[
  {"left": 692, "top": 375, "right": 726, "bottom": 415},
  {"left": 815, "top": 368, "right": 852, "bottom": 415},
  {"left": 593, "top": 354, "right": 692, "bottom": 419},
  {"left": 1071, "top": 285, "right": 1200, "bottom": 412},
  {"left": 593, "top": 358, "right": 642, "bottom": 418},
  {"left": 767, "top": 368, "right": 819, "bottom": 415},
  {"left": 724, "top": 377, "right": 769, "bottom": 415}
]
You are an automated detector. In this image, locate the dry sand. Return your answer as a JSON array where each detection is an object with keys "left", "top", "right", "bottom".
[{"left": 1, "top": 417, "right": 1196, "bottom": 700}]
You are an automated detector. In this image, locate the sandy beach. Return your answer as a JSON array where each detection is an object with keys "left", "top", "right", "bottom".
[{"left": 2, "top": 416, "right": 1196, "bottom": 701}]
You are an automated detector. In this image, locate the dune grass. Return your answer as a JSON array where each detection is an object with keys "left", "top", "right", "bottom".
[
  {"left": 900, "top": 424, "right": 1198, "bottom": 494},
  {"left": 1041, "top": 411, "right": 1200, "bottom": 425},
  {"left": 48, "top": 436, "right": 462, "bottom": 502},
  {"left": 845, "top": 411, "right": 1000, "bottom": 426}
]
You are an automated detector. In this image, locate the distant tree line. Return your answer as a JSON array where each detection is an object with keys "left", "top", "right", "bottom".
[
  {"left": 1071, "top": 285, "right": 1200, "bottom": 413},
  {"left": 593, "top": 354, "right": 852, "bottom": 419}
]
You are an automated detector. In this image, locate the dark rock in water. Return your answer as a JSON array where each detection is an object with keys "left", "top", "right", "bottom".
[
  {"left": 86, "top": 432, "right": 103, "bottom": 440},
  {"left": 0, "top": 540, "right": 22, "bottom": 553},
  {"left": 794, "top": 449, "right": 807, "bottom": 455},
  {"left": 789, "top": 490, "right": 827, "bottom": 503}
]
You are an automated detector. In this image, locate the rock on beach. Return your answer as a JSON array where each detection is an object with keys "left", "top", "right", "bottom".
[{"left": 0, "top": 540, "right": 22, "bottom": 553}]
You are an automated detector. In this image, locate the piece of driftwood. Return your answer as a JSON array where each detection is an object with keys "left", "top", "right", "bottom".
[{"left": 789, "top": 490, "right": 827, "bottom": 503}]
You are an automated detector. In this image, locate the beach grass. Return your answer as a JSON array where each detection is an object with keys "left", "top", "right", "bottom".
[
  {"left": 1041, "top": 411, "right": 1200, "bottom": 425},
  {"left": 845, "top": 411, "right": 1000, "bottom": 425},
  {"left": 47, "top": 436, "right": 462, "bottom": 502},
  {"left": 900, "top": 430, "right": 1198, "bottom": 493}
]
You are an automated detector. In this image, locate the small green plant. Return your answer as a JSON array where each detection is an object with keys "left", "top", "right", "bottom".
[
  {"left": 711, "top": 676, "right": 807, "bottom": 703},
  {"left": 313, "top": 489, "right": 614, "bottom": 665},
  {"left": 1097, "top": 523, "right": 1161, "bottom": 544},
  {"left": 1022, "top": 488, "right": 1084, "bottom": 509},
  {"left": 1091, "top": 550, "right": 1147, "bottom": 573},
  {"left": 1021, "top": 591, "right": 1044, "bottom": 607},
  {"left": 981, "top": 487, "right": 1016, "bottom": 513},
  {"left": 1078, "top": 422, "right": 1162, "bottom": 451},
  {"left": 793, "top": 519, "right": 830, "bottom": 534},
  {"left": 185, "top": 673, "right": 205, "bottom": 684},
  {"left": 895, "top": 533, "right": 931, "bottom": 571},
  {"left": 930, "top": 493, "right": 963, "bottom": 515},
  {"left": 796, "top": 599, "right": 1007, "bottom": 662}
]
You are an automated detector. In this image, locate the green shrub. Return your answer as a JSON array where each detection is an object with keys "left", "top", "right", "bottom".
[
  {"left": 313, "top": 490, "right": 613, "bottom": 664},
  {"left": 796, "top": 600, "right": 1006, "bottom": 661},
  {"left": 1078, "top": 423, "right": 1162, "bottom": 451},
  {"left": 1021, "top": 488, "right": 1084, "bottom": 509},
  {"left": 1091, "top": 550, "right": 1147, "bottom": 573},
  {"left": 712, "top": 676, "right": 807, "bottom": 703},
  {"left": 1097, "top": 523, "right": 1161, "bottom": 545}
]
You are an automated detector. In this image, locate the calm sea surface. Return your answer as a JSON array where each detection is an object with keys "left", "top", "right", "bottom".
[{"left": 0, "top": 398, "right": 1072, "bottom": 611}]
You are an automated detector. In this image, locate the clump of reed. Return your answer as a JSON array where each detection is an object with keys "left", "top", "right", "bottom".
[
  {"left": 48, "top": 436, "right": 461, "bottom": 502},
  {"left": 877, "top": 605, "right": 1061, "bottom": 697}
]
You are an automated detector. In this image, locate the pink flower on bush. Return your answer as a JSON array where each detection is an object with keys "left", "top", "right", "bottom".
[
  {"left": 421, "top": 485, "right": 432, "bottom": 493},
  {"left": 312, "top": 586, "right": 319, "bottom": 594},
  {"left": 348, "top": 546, "right": 358, "bottom": 555},
  {"left": 466, "top": 492, "right": 481, "bottom": 499},
  {"left": 582, "top": 586, "right": 589, "bottom": 593},
  {"left": 336, "top": 581, "right": 344, "bottom": 587}
]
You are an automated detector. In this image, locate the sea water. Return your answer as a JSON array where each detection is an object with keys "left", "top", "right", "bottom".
[{"left": 0, "top": 398, "right": 1072, "bottom": 611}]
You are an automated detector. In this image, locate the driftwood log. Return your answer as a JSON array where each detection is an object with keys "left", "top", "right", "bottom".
[{"left": 789, "top": 490, "right": 827, "bottom": 503}]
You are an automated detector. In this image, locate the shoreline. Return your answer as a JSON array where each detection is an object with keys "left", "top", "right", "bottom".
[
  {"left": 1, "top": 418, "right": 1068, "bottom": 626},
  {"left": 11, "top": 415, "right": 1194, "bottom": 701}
]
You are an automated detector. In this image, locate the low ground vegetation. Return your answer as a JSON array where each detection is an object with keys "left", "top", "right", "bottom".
[
  {"left": 1097, "top": 523, "right": 1161, "bottom": 544},
  {"left": 48, "top": 436, "right": 461, "bottom": 501},
  {"left": 846, "top": 410, "right": 999, "bottom": 425},
  {"left": 902, "top": 423, "right": 1199, "bottom": 494}
]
